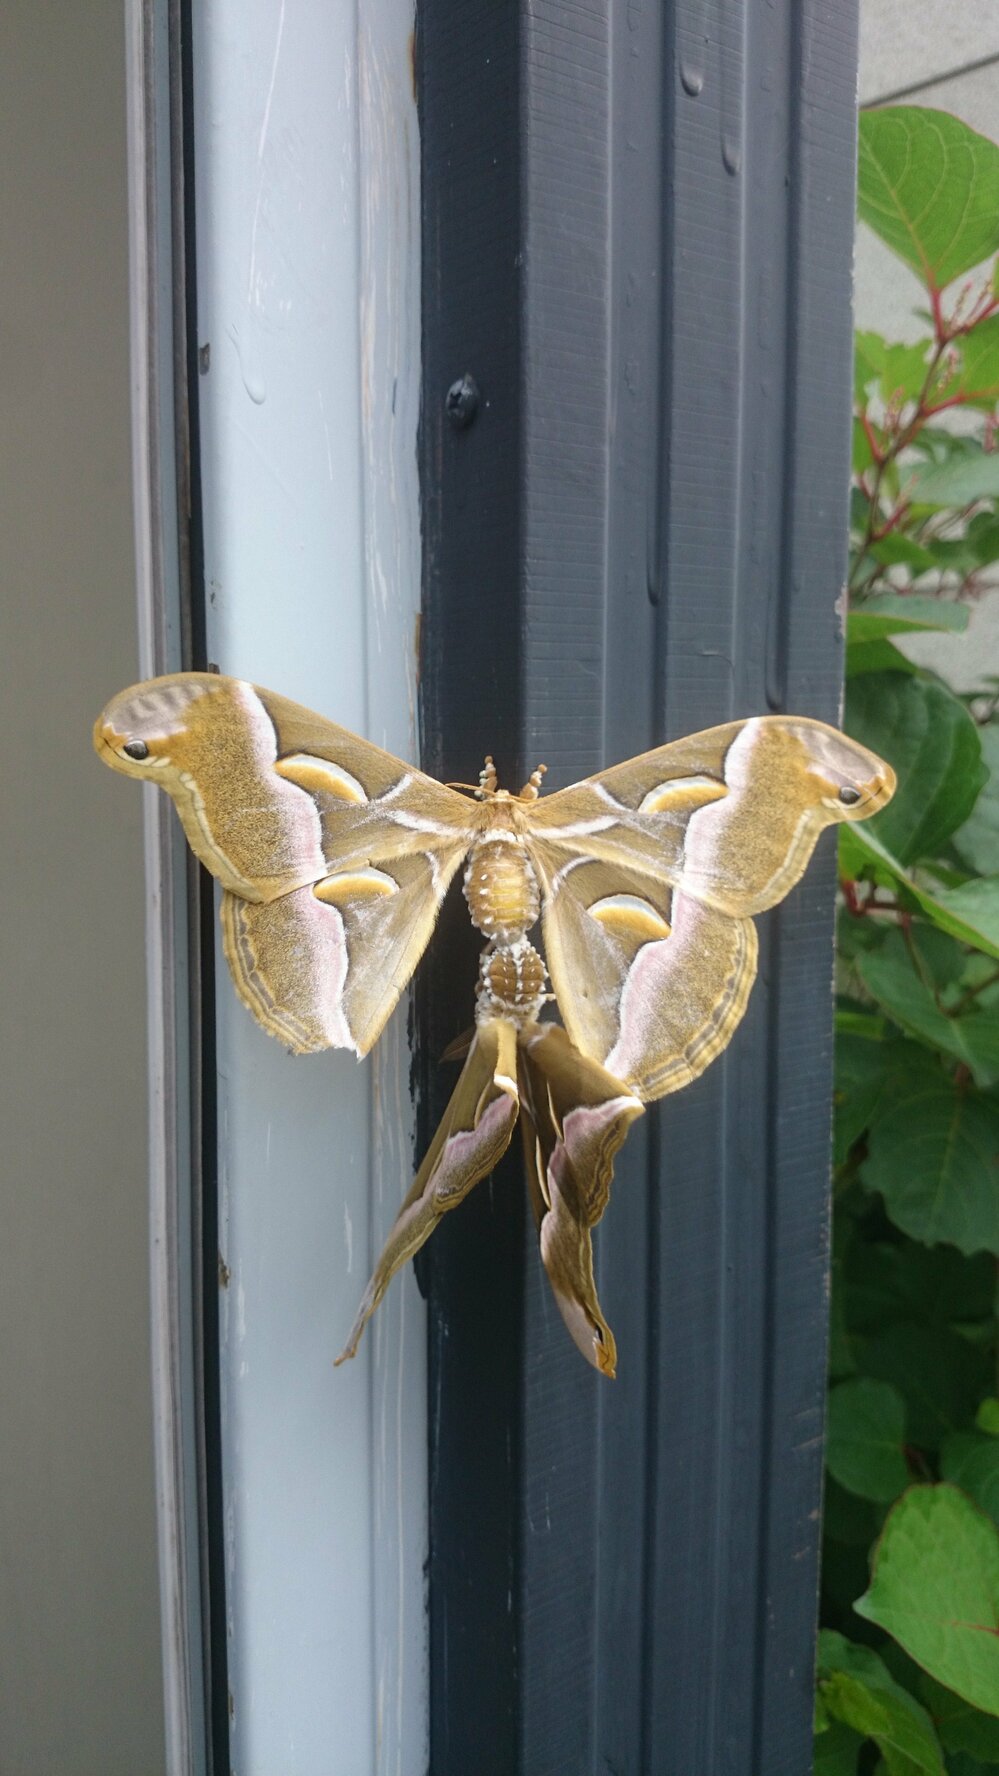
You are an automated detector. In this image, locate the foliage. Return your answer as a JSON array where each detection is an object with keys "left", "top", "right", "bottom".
[{"left": 818, "top": 105, "right": 999, "bottom": 1770}]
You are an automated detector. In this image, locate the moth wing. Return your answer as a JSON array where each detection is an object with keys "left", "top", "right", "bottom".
[
  {"left": 526, "top": 715, "right": 892, "bottom": 1096},
  {"left": 518, "top": 1023, "right": 643, "bottom": 1377},
  {"left": 95, "top": 672, "right": 477, "bottom": 1053},
  {"left": 336, "top": 1018, "right": 520, "bottom": 1363},
  {"left": 531, "top": 842, "right": 758, "bottom": 1101},
  {"left": 221, "top": 846, "right": 467, "bottom": 1056},
  {"left": 529, "top": 714, "right": 895, "bottom": 917}
]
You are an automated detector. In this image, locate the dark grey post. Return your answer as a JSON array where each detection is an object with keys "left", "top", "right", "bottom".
[{"left": 419, "top": 1, "right": 858, "bottom": 1770}]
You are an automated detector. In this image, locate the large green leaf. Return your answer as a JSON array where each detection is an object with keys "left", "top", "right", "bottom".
[
  {"left": 920, "top": 1671, "right": 999, "bottom": 1759},
  {"left": 839, "top": 825, "right": 999, "bottom": 959},
  {"left": 817, "top": 1630, "right": 946, "bottom": 1775},
  {"left": 862, "top": 1086, "right": 999, "bottom": 1255},
  {"left": 834, "top": 1031, "right": 892, "bottom": 1165},
  {"left": 942, "top": 1435, "right": 999, "bottom": 1529},
  {"left": 857, "top": 1324, "right": 990, "bottom": 1452},
  {"left": 911, "top": 449, "right": 999, "bottom": 507},
  {"left": 855, "top": 1486, "right": 999, "bottom": 1716},
  {"left": 954, "top": 727, "right": 999, "bottom": 877},
  {"left": 814, "top": 1718, "right": 864, "bottom": 1776},
  {"left": 848, "top": 598, "right": 969, "bottom": 643},
  {"left": 846, "top": 639, "right": 921, "bottom": 679},
  {"left": 953, "top": 315, "right": 999, "bottom": 408},
  {"left": 858, "top": 109, "right": 999, "bottom": 290},
  {"left": 841, "top": 1232, "right": 995, "bottom": 1338},
  {"left": 827, "top": 1378, "right": 911, "bottom": 1502},
  {"left": 868, "top": 536, "right": 940, "bottom": 575},
  {"left": 857, "top": 940, "right": 999, "bottom": 1087},
  {"left": 846, "top": 675, "right": 985, "bottom": 865}
]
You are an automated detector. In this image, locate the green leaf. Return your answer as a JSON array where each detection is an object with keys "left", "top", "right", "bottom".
[
  {"left": 857, "top": 331, "right": 889, "bottom": 404},
  {"left": 933, "top": 882, "right": 999, "bottom": 957},
  {"left": 855, "top": 416, "right": 876, "bottom": 477},
  {"left": 978, "top": 1402, "right": 999, "bottom": 1438},
  {"left": 953, "top": 316, "right": 999, "bottom": 408},
  {"left": 857, "top": 939, "right": 999, "bottom": 1087},
  {"left": 858, "top": 109, "right": 999, "bottom": 290},
  {"left": 827, "top": 1378, "right": 911, "bottom": 1502},
  {"left": 840, "top": 826, "right": 999, "bottom": 959},
  {"left": 846, "top": 675, "right": 986, "bottom": 865},
  {"left": 855, "top": 1485, "right": 999, "bottom": 1717},
  {"left": 883, "top": 341, "right": 936, "bottom": 405},
  {"left": 848, "top": 597, "right": 969, "bottom": 642},
  {"left": 846, "top": 639, "right": 922, "bottom": 678},
  {"left": 868, "top": 538, "right": 943, "bottom": 575},
  {"left": 818, "top": 1630, "right": 946, "bottom": 1774},
  {"left": 955, "top": 732, "right": 999, "bottom": 878},
  {"left": 857, "top": 1323, "right": 990, "bottom": 1452},
  {"left": 942, "top": 1435, "right": 999, "bottom": 1529},
  {"left": 911, "top": 449, "right": 999, "bottom": 508},
  {"left": 814, "top": 1717, "right": 864, "bottom": 1776},
  {"left": 920, "top": 1670, "right": 999, "bottom": 1760},
  {"left": 862, "top": 1086, "right": 999, "bottom": 1255},
  {"left": 835, "top": 1031, "right": 891, "bottom": 1165},
  {"left": 841, "top": 1232, "right": 995, "bottom": 1336}
]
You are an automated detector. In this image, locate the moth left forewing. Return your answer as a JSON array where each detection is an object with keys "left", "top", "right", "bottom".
[
  {"left": 518, "top": 1023, "right": 643, "bottom": 1377},
  {"left": 527, "top": 716, "right": 892, "bottom": 1097},
  {"left": 530, "top": 715, "right": 895, "bottom": 915}
]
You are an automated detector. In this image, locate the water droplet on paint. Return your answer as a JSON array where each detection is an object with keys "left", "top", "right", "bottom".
[{"left": 680, "top": 63, "right": 703, "bottom": 96}]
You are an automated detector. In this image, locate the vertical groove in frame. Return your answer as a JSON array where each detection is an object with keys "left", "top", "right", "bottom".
[
  {"left": 417, "top": 4, "right": 526, "bottom": 1770},
  {"left": 174, "top": 2, "right": 230, "bottom": 1770},
  {"left": 125, "top": 0, "right": 214, "bottom": 1770}
]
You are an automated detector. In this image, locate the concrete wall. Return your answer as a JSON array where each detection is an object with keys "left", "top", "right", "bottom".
[{"left": 0, "top": 6, "right": 166, "bottom": 1772}]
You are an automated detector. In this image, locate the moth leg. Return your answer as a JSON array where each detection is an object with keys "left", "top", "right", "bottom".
[{"left": 335, "top": 1019, "right": 519, "bottom": 1364}]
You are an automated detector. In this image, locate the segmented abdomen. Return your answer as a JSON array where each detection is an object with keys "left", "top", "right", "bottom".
[{"left": 463, "top": 840, "right": 540, "bottom": 943}]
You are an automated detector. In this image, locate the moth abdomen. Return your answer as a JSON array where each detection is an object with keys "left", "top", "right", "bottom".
[
  {"left": 463, "top": 839, "right": 540, "bottom": 942},
  {"left": 478, "top": 939, "right": 547, "bottom": 1023}
]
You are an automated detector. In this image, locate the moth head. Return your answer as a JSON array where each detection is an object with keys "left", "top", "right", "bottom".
[
  {"left": 791, "top": 724, "right": 896, "bottom": 822},
  {"left": 93, "top": 674, "right": 220, "bottom": 779}
]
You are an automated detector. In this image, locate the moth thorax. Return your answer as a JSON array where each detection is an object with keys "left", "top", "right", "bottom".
[
  {"left": 477, "top": 939, "right": 547, "bottom": 1022},
  {"left": 463, "top": 840, "right": 540, "bottom": 943}
]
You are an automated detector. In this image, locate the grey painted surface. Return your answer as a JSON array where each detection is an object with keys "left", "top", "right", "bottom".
[
  {"left": 0, "top": 5, "right": 166, "bottom": 1773},
  {"left": 856, "top": 1, "right": 999, "bottom": 689},
  {"left": 191, "top": 3, "right": 426, "bottom": 1771},
  {"left": 419, "top": 0, "right": 859, "bottom": 1768},
  {"left": 125, "top": 3, "right": 209, "bottom": 1769}
]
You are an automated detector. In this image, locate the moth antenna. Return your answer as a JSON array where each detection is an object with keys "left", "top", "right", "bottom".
[
  {"left": 520, "top": 763, "right": 547, "bottom": 801},
  {"left": 479, "top": 755, "right": 498, "bottom": 796}
]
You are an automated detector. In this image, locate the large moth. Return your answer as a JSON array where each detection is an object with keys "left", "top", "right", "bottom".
[{"left": 95, "top": 673, "right": 894, "bottom": 1375}]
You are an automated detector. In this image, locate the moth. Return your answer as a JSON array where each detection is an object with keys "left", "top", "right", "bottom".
[{"left": 95, "top": 672, "right": 894, "bottom": 1375}]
